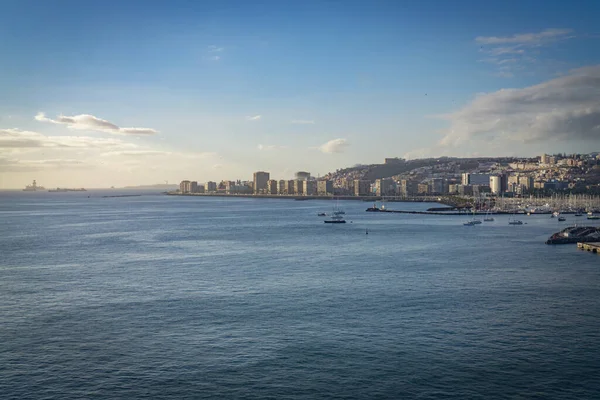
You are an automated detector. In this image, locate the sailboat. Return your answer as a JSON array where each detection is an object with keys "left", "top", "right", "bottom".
[
  {"left": 325, "top": 199, "right": 346, "bottom": 223},
  {"left": 464, "top": 200, "right": 482, "bottom": 225}
]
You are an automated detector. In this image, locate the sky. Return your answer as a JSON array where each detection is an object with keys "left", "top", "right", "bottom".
[{"left": 1, "top": 0, "right": 599, "bottom": 188}]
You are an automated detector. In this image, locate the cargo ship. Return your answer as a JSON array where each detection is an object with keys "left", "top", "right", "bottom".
[
  {"left": 546, "top": 226, "right": 600, "bottom": 244},
  {"left": 48, "top": 188, "right": 87, "bottom": 192}
]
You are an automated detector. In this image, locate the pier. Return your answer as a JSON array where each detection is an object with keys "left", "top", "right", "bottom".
[{"left": 578, "top": 242, "right": 600, "bottom": 254}]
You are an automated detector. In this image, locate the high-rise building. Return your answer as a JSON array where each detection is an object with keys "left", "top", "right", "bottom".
[
  {"left": 399, "top": 179, "right": 417, "bottom": 196},
  {"left": 278, "top": 180, "right": 286, "bottom": 194},
  {"left": 294, "top": 180, "right": 304, "bottom": 195},
  {"left": 303, "top": 180, "right": 317, "bottom": 195},
  {"left": 179, "top": 180, "right": 191, "bottom": 193},
  {"left": 190, "top": 181, "right": 199, "bottom": 193},
  {"left": 253, "top": 171, "right": 270, "bottom": 194},
  {"left": 206, "top": 181, "right": 217, "bottom": 192},
  {"left": 267, "top": 179, "right": 278, "bottom": 195},
  {"left": 541, "top": 154, "right": 548, "bottom": 164},
  {"left": 317, "top": 180, "right": 333, "bottom": 195},
  {"left": 375, "top": 178, "right": 395, "bottom": 196},
  {"left": 462, "top": 173, "right": 491, "bottom": 186},
  {"left": 354, "top": 180, "right": 371, "bottom": 196},
  {"left": 431, "top": 178, "right": 446, "bottom": 194},
  {"left": 196, "top": 184, "right": 205, "bottom": 194},
  {"left": 490, "top": 176, "right": 502, "bottom": 194},
  {"left": 286, "top": 180, "right": 295, "bottom": 195}
]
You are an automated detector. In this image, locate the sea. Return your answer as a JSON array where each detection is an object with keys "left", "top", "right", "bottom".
[{"left": 1, "top": 190, "right": 600, "bottom": 399}]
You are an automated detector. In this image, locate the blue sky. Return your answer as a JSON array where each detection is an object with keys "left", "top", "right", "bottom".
[{"left": 1, "top": 0, "right": 599, "bottom": 187}]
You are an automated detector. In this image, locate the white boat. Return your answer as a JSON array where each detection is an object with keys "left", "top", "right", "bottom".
[{"left": 483, "top": 209, "right": 494, "bottom": 222}]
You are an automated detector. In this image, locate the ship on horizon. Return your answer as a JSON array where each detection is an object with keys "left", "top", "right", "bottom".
[
  {"left": 23, "top": 180, "right": 45, "bottom": 191},
  {"left": 48, "top": 188, "right": 87, "bottom": 192}
]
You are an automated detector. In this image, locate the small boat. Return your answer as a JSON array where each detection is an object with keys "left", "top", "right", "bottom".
[
  {"left": 575, "top": 213, "right": 583, "bottom": 217},
  {"left": 509, "top": 220, "right": 524, "bottom": 225},
  {"left": 484, "top": 217, "right": 495, "bottom": 222},
  {"left": 464, "top": 221, "right": 476, "bottom": 226},
  {"left": 588, "top": 215, "right": 600, "bottom": 220},
  {"left": 558, "top": 216, "right": 566, "bottom": 222},
  {"left": 317, "top": 213, "right": 326, "bottom": 216}
]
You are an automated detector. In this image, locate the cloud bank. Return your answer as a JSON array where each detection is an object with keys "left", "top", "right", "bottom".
[
  {"left": 35, "top": 113, "right": 158, "bottom": 135},
  {"left": 438, "top": 65, "right": 600, "bottom": 147}
]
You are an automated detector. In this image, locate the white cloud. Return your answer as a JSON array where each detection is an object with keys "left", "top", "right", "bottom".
[
  {"left": 438, "top": 65, "right": 600, "bottom": 147},
  {"left": 246, "top": 115, "right": 261, "bottom": 121},
  {"left": 0, "top": 156, "right": 90, "bottom": 172},
  {"left": 35, "top": 112, "right": 158, "bottom": 135},
  {"left": 291, "top": 119, "right": 315, "bottom": 125},
  {"left": 101, "top": 150, "right": 171, "bottom": 157},
  {"left": 476, "top": 28, "right": 574, "bottom": 77},
  {"left": 318, "top": 138, "right": 349, "bottom": 154},
  {"left": 208, "top": 45, "right": 224, "bottom": 52},
  {"left": 257, "top": 144, "right": 287, "bottom": 151},
  {"left": 0, "top": 128, "right": 138, "bottom": 150},
  {"left": 476, "top": 28, "right": 573, "bottom": 45},
  {"left": 210, "top": 56, "right": 221, "bottom": 61}
]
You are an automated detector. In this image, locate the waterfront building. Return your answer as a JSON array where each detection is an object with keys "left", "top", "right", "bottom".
[
  {"left": 267, "top": 179, "right": 278, "bottom": 195},
  {"left": 196, "top": 184, "right": 205, "bottom": 194},
  {"left": 286, "top": 180, "right": 295, "bottom": 195},
  {"left": 354, "top": 180, "right": 371, "bottom": 196},
  {"left": 190, "top": 181, "right": 198, "bottom": 193},
  {"left": 294, "top": 179, "right": 304, "bottom": 195},
  {"left": 278, "top": 180, "right": 286, "bottom": 194},
  {"left": 253, "top": 171, "right": 270, "bottom": 194},
  {"left": 317, "top": 180, "right": 333, "bottom": 195},
  {"left": 304, "top": 180, "right": 317, "bottom": 195},
  {"left": 179, "top": 180, "right": 191, "bottom": 193},
  {"left": 206, "top": 181, "right": 217, "bottom": 192}
]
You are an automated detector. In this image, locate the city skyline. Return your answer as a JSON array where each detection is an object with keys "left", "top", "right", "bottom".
[{"left": 2, "top": 0, "right": 600, "bottom": 188}]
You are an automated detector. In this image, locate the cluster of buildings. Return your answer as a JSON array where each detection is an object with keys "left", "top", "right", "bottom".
[{"left": 178, "top": 152, "right": 600, "bottom": 198}]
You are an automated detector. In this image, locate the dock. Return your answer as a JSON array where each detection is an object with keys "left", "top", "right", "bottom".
[{"left": 578, "top": 242, "right": 600, "bottom": 254}]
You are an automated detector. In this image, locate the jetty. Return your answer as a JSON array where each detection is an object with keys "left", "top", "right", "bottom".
[{"left": 578, "top": 242, "right": 600, "bottom": 254}]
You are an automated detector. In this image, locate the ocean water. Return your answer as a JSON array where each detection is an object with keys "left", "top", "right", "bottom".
[{"left": 1, "top": 191, "right": 600, "bottom": 399}]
